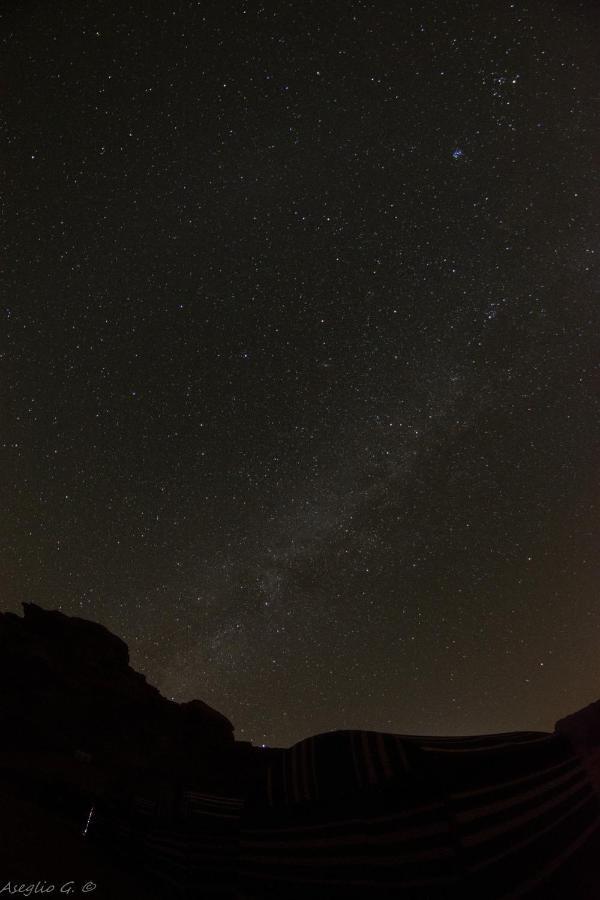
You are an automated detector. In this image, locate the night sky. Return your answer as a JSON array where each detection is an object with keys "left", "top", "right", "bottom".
[{"left": 3, "top": 1, "right": 600, "bottom": 747}]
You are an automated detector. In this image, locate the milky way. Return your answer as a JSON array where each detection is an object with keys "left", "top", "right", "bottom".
[{"left": 3, "top": 1, "right": 599, "bottom": 745}]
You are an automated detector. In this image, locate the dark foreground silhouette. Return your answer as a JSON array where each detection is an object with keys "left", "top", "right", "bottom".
[{"left": 2, "top": 602, "right": 600, "bottom": 898}]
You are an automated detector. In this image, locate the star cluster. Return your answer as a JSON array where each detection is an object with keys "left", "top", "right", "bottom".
[{"left": 3, "top": 0, "right": 599, "bottom": 746}]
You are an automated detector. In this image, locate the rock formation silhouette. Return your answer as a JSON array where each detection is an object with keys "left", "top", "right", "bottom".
[
  {"left": 0, "top": 603, "right": 258, "bottom": 897},
  {"left": 0, "top": 603, "right": 239, "bottom": 765}
]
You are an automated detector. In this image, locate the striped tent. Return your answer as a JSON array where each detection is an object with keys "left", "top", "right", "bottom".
[
  {"left": 239, "top": 727, "right": 600, "bottom": 899},
  {"left": 88, "top": 706, "right": 600, "bottom": 898},
  {"left": 91, "top": 787, "right": 244, "bottom": 898}
]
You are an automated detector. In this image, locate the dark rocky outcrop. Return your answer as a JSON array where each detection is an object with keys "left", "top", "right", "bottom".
[
  {"left": 0, "top": 603, "right": 236, "bottom": 769},
  {"left": 0, "top": 602, "right": 262, "bottom": 889}
]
